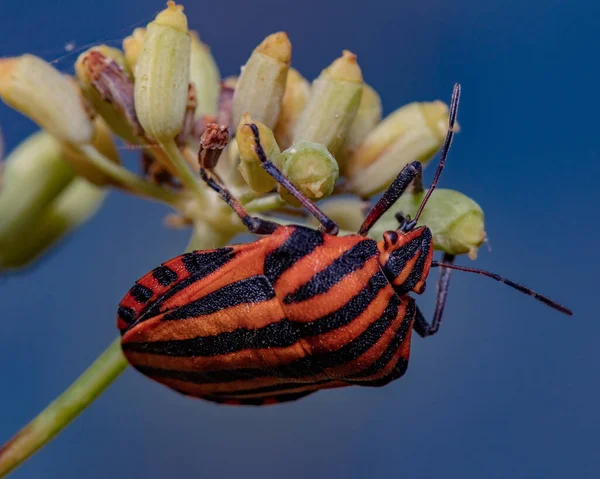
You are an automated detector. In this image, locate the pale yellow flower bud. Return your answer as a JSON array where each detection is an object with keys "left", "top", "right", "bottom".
[
  {"left": 273, "top": 68, "right": 310, "bottom": 150},
  {"left": 236, "top": 114, "right": 281, "bottom": 193},
  {"left": 189, "top": 31, "right": 221, "bottom": 118},
  {"left": 123, "top": 28, "right": 145, "bottom": 73},
  {"left": 346, "top": 100, "right": 453, "bottom": 197},
  {"left": 293, "top": 50, "right": 363, "bottom": 159},
  {"left": 341, "top": 83, "right": 381, "bottom": 166},
  {"left": 134, "top": 2, "right": 191, "bottom": 141},
  {"left": 232, "top": 32, "right": 291, "bottom": 129},
  {"left": 0, "top": 55, "right": 94, "bottom": 144}
]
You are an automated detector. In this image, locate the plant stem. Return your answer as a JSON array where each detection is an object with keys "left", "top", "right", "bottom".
[
  {"left": 78, "top": 145, "right": 182, "bottom": 206},
  {"left": 0, "top": 337, "right": 128, "bottom": 478},
  {"left": 159, "top": 138, "right": 205, "bottom": 202}
]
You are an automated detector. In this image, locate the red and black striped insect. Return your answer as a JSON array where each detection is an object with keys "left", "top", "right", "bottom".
[{"left": 117, "top": 84, "right": 572, "bottom": 406}]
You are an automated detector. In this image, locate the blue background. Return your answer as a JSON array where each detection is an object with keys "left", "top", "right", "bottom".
[{"left": 1, "top": 0, "right": 598, "bottom": 477}]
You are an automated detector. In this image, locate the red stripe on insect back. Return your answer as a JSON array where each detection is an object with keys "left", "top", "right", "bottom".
[
  {"left": 122, "top": 296, "right": 285, "bottom": 344},
  {"left": 272, "top": 234, "right": 372, "bottom": 297},
  {"left": 117, "top": 246, "right": 239, "bottom": 332},
  {"left": 282, "top": 257, "right": 380, "bottom": 323}
]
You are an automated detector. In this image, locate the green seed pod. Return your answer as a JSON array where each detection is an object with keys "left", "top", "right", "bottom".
[
  {"left": 369, "top": 188, "right": 486, "bottom": 259},
  {"left": 75, "top": 49, "right": 140, "bottom": 144},
  {"left": 189, "top": 31, "right": 221, "bottom": 118},
  {"left": 0, "top": 132, "right": 75, "bottom": 244},
  {"left": 236, "top": 114, "right": 281, "bottom": 193},
  {"left": 307, "top": 197, "right": 366, "bottom": 232},
  {"left": 273, "top": 68, "right": 310, "bottom": 150},
  {"left": 0, "top": 55, "right": 94, "bottom": 144},
  {"left": 346, "top": 100, "right": 452, "bottom": 197},
  {"left": 134, "top": 1, "right": 191, "bottom": 141},
  {"left": 232, "top": 32, "right": 291, "bottom": 129},
  {"left": 341, "top": 83, "right": 382, "bottom": 167},
  {"left": 0, "top": 178, "right": 105, "bottom": 270},
  {"left": 278, "top": 140, "right": 339, "bottom": 206},
  {"left": 293, "top": 50, "right": 363, "bottom": 159},
  {"left": 123, "top": 28, "right": 145, "bottom": 74}
]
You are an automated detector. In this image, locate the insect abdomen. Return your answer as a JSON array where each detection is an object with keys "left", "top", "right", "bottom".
[{"left": 119, "top": 226, "right": 416, "bottom": 405}]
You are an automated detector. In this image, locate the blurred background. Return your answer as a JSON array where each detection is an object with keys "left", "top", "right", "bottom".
[{"left": 1, "top": 0, "right": 598, "bottom": 477}]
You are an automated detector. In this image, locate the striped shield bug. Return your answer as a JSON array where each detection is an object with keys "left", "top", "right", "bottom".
[{"left": 117, "top": 84, "right": 572, "bottom": 406}]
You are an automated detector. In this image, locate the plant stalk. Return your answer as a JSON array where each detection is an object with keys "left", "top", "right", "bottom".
[{"left": 0, "top": 337, "right": 127, "bottom": 478}]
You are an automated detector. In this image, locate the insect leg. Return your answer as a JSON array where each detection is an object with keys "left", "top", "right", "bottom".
[
  {"left": 357, "top": 161, "right": 422, "bottom": 235},
  {"left": 198, "top": 168, "right": 280, "bottom": 234},
  {"left": 248, "top": 123, "right": 339, "bottom": 235},
  {"left": 413, "top": 253, "right": 454, "bottom": 337}
]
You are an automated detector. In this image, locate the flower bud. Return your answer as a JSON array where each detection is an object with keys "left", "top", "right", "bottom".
[
  {"left": 189, "top": 31, "right": 221, "bottom": 118},
  {"left": 0, "top": 55, "right": 94, "bottom": 144},
  {"left": 369, "top": 188, "right": 486, "bottom": 259},
  {"left": 293, "top": 50, "right": 363, "bottom": 158},
  {"left": 123, "top": 28, "right": 145, "bottom": 73},
  {"left": 134, "top": 2, "right": 191, "bottom": 141},
  {"left": 0, "top": 132, "right": 75, "bottom": 244},
  {"left": 75, "top": 49, "right": 141, "bottom": 144},
  {"left": 307, "top": 197, "right": 366, "bottom": 232},
  {"left": 341, "top": 83, "right": 381, "bottom": 165},
  {"left": 236, "top": 114, "right": 281, "bottom": 193},
  {"left": 0, "top": 177, "right": 105, "bottom": 270},
  {"left": 273, "top": 68, "right": 310, "bottom": 150},
  {"left": 278, "top": 141, "right": 339, "bottom": 206},
  {"left": 346, "top": 100, "right": 452, "bottom": 197},
  {"left": 232, "top": 32, "right": 291, "bottom": 129}
]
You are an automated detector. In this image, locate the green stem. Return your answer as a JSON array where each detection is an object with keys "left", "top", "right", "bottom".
[
  {"left": 0, "top": 338, "right": 128, "bottom": 478},
  {"left": 78, "top": 145, "right": 182, "bottom": 207},
  {"left": 159, "top": 138, "right": 205, "bottom": 203},
  {"left": 0, "top": 221, "right": 237, "bottom": 477}
]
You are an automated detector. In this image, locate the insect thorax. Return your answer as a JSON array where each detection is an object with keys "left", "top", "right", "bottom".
[{"left": 377, "top": 226, "right": 433, "bottom": 295}]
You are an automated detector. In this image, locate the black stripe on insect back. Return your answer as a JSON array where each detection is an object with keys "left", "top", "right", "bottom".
[
  {"left": 134, "top": 290, "right": 401, "bottom": 384},
  {"left": 123, "top": 270, "right": 389, "bottom": 357},
  {"left": 118, "top": 306, "right": 136, "bottom": 324},
  {"left": 152, "top": 265, "right": 178, "bottom": 286},
  {"left": 162, "top": 276, "right": 276, "bottom": 321},
  {"left": 136, "top": 248, "right": 236, "bottom": 323},
  {"left": 284, "top": 240, "right": 379, "bottom": 304},
  {"left": 264, "top": 226, "right": 324, "bottom": 284},
  {"left": 129, "top": 283, "right": 153, "bottom": 303}
]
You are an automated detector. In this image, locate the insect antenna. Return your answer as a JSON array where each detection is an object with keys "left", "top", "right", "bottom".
[
  {"left": 412, "top": 83, "right": 461, "bottom": 225},
  {"left": 430, "top": 261, "right": 573, "bottom": 315}
]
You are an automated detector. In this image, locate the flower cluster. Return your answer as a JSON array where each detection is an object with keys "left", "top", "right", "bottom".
[{"left": 0, "top": 1, "right": 485, "bottom": 270}]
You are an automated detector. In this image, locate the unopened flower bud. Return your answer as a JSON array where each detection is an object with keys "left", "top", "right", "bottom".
[
  {"left": 0, "top": 177, "right": 105, "bottom": 270},
  {"left": 236, "top": 114, "right": 281, "bottom": 193},
  {"left": 123, "top": 28, "right": 145, "bottom": 73},
  {"left": 369, "top": 188, "right": 486, "bottom": 259},
  {"left": 293, "top": 50, "right": 363, "bottom": 159},
  {"left": 278, "top": 141, "right": 339, "bottom": 206},
  {"left": 0, "top": 55, "right": 94, "bottom": 144},
  {"left": 0, "top": 132, "right": 75, "bottom": 244},
  {"left": 75, "top": 49, "right": 141, "bottom": 144},
  {"left": 346, "top": 100, "right": 453, "bottom": 197},
  {"left": 232, "top": 32, "right": 291, "bottom": 129},
  {"left": 134, "top": 2, "right": 191, "bottom": 141},
  {"left": 341, "top": 83, "right": 381, "bottom": 165},
  {"left": 273, "top": 68, "right": 310, "bottom": 150},
  {"left": 189, "top": 31, "right": 220, "bottom": 118}
]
